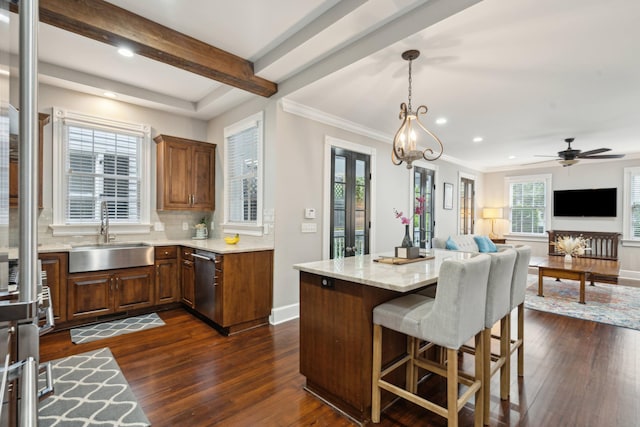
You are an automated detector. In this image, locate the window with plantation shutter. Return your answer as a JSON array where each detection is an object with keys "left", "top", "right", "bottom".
[
  {"left": 223, "top": 112, "right": 263, "bottom": 235},
  {"left": 505, "top": 174, "right": 551, "bottom": 235},
  {"left": 623, "top": 167, "right": 640, "bottom": 241},
  {"left": 51, "top": 108, "right": 151, "bottom": 236}
]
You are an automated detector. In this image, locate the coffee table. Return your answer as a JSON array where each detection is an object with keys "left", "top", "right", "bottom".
[{"left": 529, "top": 256, "right": 620, "bottom": 304}]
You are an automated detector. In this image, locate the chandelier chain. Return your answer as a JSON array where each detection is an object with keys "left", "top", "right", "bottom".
[{"left": 407, "top": 58, "right": 413, "bottom": 112}]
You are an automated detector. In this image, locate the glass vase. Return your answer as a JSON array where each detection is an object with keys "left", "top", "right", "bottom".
[
  {"left": 564, "top": 253, "right": 572, "bottom": 264},
  {"left": 401, "top": 224, "right": 413, "bottom": 248}
]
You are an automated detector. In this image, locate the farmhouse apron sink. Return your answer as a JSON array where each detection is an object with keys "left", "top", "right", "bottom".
[{"left": 69, "top": 243, "right": 154, "bottom": 273}]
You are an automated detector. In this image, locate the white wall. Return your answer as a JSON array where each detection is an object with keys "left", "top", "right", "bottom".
[{"left": 484, "top": 158, "right": 640, "bottom": 278}]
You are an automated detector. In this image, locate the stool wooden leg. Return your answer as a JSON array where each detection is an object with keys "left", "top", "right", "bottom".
[
  {"left": 482, "top": 328, "right": 491, "bottom": 425},
  {"left": 406, "top": 336, "right": 418, "bottom": 394},
  {"left": 475, "top": 333, "right": 484, "bottom": 427},
  {"left": 518, "top": 303, "right": 524, "bottom": 377},
  {"left": 500, "top": 316, "right": 510, "bottom": 400},
  {"left": 501, "top": 314, "right": 511, "bottom": 400},
  {"left": 447, "top": 348, "right": 458, "bottom": 427},
  {"left": 372, "top": 324, "right": 382, "bottom": 423}
]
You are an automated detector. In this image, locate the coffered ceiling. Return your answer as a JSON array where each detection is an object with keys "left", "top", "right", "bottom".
[{"left": 5, "top": 0, "right": 640, "bottom": 171}]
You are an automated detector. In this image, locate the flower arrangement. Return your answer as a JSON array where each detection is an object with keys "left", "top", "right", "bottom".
[
  {"left": 394, "top": 196, "right": 425, "bottom": 225},
  {"left": 552, "top": 235, "right": 591, "bottom": 256},
  {"left": 194, "top": 217, "right": 207, "bottom": 230}
]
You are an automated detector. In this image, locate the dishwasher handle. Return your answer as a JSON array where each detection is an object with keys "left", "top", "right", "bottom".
[{"left": 192, "top": 253, "right": 215, "bottom": 262}]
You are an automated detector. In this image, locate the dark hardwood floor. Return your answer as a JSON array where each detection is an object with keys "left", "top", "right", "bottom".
[{"left": 40, "top": 308, "right": 639, "bottom": 426}]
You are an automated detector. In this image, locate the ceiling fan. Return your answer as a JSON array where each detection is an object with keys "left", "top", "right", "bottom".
[{"left": 535, "top": 138, "right": 625, "bottom": 167}]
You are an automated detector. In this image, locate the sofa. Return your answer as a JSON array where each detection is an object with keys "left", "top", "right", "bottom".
[{"left": 433, "top": 234, "right": 511, "bottom": 253}]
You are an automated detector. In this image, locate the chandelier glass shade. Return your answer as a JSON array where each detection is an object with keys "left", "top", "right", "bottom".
[{"left": 392, "top": 50, "right": 443, "bottom": 169}]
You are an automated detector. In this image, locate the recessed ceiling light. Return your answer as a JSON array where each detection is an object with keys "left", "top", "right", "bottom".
[
  {"left": 103, "top": 92, "right": 117, "bottom": 98},
  {"left": 117, "top": 47, "right": 134, "bottom": 57},
  {"left": 473, "top": 137, "right": 483, "bottom": 143},
  {"left": 508, "top": 155, "right": 516, "bottom": 160},
  {"left": 435, "top": 117, "right": 447, "bottom": 125}
]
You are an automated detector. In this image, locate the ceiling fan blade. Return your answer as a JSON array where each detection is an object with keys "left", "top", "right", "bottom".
[
  {"left": 577, "top": 148, "right": 610, "bottom": 157},
  {"left": 521, "top": 159, "right": 559, "bottom": 166},
  {"left": 580, "top": 154, "right": 625, "bottom": 159},
  {"left": 533, "top": 155, "right": 560, "bottom": 158}
]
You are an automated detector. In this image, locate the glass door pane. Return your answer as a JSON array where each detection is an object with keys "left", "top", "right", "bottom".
[
  {"left": 413, "top": 167, "right": 435, "bottom": 248},
  {"left": 330, "top": 148, "right": 370, "bottom": 258}
]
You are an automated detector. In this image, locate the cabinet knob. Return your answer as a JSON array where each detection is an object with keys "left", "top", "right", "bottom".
[{"left": 164, "top": 251, "right": 169, "bottom": 255}]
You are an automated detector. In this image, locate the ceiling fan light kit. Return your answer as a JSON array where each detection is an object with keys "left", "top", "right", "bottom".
[{"left": 392, "top": 50, "right": 443, "bottom": 169}]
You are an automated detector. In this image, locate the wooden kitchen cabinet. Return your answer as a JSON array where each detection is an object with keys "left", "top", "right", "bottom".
[
  {"left": 9, "top": 113, "right": 50, "bottom": 208},
  {"left": 180, "top": 247, "right": 195, "bottom": 308},
  {"left": 39, "top": 252, "right": 67, "bottom": 324},
  {"left": 214, "top": 250, "right": 273, "bottom": 334},
  {"left": 67, "top": 266, "right": 155, "bottom": 321},
  {"left": 155, "top": 134, "right": 216, "bottom": 211},
  {"left": 155, "top": 246, "right": 179, "bottom": 304}
]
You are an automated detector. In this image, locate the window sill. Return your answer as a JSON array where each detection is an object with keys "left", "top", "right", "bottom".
[
  {"left": 621, "top": 239, "right": 640, "bottom": 248},
  {"left": 49, "top": 223, "right": 153, "bottom": 237},
  {"left": 222, "top": 223, "right": 264, "bottom": 237}
]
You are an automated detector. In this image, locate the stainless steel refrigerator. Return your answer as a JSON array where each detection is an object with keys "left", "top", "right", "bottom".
[{"left": 1, "top": 1, "right": 54, "bottom": 425}]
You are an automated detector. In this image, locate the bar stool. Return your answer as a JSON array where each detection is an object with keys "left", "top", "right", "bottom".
[
  {"left": 371, "top": 254, "right": 491, "bottom": 427},
  {"left": 498, "top": 245, "right": 531, "bottom": 399}
]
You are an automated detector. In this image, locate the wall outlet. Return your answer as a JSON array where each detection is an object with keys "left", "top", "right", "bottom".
[
  {"left": 154, "top": 222, "right": 165, "bottom": 231},
  {"left": 182, "top": 222, "right": 189, "bottom": 231}
]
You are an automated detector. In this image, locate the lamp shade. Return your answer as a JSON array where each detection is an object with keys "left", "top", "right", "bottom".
[{"left": 482, "top": 208, "right": 503, "bottom": 219}]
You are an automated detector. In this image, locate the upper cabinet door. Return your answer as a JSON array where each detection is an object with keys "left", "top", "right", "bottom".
[
  {"left": 155, "top": 134, "right": 216, "bottom": 211},
  {"left": 191, "top": 143, "right": 216, "bottom": 211}
]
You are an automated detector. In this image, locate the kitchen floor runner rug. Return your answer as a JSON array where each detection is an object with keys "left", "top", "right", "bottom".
[
  {"left": 524, "top": 276, "right": 640, "bottom": 331},
  {"left": 38, "top": 347, "right": 150, "bottom": 427},
  {"left": 70, "top": 313, "right": 165, "bottom": 344}
]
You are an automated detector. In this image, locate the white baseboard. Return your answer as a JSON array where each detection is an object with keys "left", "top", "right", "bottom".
[{"left": 269, "top": 303, "right": 300, "bottom": 325}]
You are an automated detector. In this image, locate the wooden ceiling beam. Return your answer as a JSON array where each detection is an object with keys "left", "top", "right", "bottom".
[{"left": 12, "top": 0, "right": 277, "bottom": 97}]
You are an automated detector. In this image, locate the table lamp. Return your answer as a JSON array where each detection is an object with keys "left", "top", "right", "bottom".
[{"left": 482, "top": 208, "right": 503, "bottom": 239}]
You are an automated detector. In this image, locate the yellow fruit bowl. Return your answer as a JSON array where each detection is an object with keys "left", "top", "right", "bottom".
[{"left": 224, "top": 235, "right": 239, "bottom": 245}]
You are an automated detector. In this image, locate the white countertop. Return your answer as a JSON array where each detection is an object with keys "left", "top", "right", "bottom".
[
  {"left": 8, "top": 239, "right": 273, "bottom": 259},
  {"left": 293, "top": 249, "right": 474, "bottom": 292}
]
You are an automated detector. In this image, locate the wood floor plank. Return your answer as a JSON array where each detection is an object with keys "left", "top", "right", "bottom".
[{"left": 40, "top": 307, "right": 639, "bottom": 426}]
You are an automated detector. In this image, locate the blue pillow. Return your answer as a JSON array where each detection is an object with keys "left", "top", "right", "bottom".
[
  {"left": 474, "top": 235, "right": 498, "bottom": 253},
  {"left": 445, "top": 237, "right": 459, "bottom": 250}
]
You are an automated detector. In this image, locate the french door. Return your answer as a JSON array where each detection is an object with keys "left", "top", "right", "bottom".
[
  {"left": 330, "top": 147, "right": 370, "bottom": 258},
  {"left": 413, "top": 166, "right": 435, "bottom": 248}
]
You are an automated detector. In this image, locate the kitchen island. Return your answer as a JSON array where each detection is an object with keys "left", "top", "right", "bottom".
[{"left": 293, "top": 250, "right": 473, "bottom": 424}]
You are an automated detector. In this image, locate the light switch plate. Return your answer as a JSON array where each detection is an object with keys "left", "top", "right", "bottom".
[
  {"left": 301, "top": 223, "right": 317, "bottom": 233},
  {"left": 154, "top": 222, "right": 165, "bottom": 231}
]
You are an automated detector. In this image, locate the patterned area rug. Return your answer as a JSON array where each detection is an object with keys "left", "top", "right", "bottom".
[
  {"left": 71, "top": 313, "right": 165, "bottom": 344},
  {"left": 525, "top": 276, "right": 640, "bottom": 330},
  {"left": 39, "top": 347, "right": 150, "bottom": 426}
]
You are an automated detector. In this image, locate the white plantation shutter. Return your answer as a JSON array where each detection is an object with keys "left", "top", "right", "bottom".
[
  {"left": 630, "top": 170, "right": 640, "bottom": 238},
  {"left": 224, "top": 112, "right": 263, "bottom": 232},
  {"left": 507, "top": 175, "right": 551, "bottom": 235}
]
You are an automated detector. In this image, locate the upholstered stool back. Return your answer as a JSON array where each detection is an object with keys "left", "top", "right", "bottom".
[
  {"left": 485, "top": 249, "right": 517, "bottom": 328},
  {"left": 419, "top": 253, "right": 491, "bottom": 349},
  {"left": 510, "top": 245, "right": 532, "bottom": 310}
]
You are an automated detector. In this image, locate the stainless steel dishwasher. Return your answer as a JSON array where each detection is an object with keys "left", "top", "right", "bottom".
[{"left": 192, "top": 250, "right": 220, "bottom": 322}]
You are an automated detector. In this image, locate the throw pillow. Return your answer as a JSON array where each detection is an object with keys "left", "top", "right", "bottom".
[
  {"left": 445, "top": 237, "right": 459, "bottom": 250},
  {"left": 474, "top": 235, "right": 498, "bottom": 253}
]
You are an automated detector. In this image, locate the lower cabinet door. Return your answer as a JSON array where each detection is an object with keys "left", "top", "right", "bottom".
[
  {"left": 67, "top": 272, "right": 114, "bottom": 320},
  {"left": 114, "top": 266, "right": 155, "bottom": 311}
]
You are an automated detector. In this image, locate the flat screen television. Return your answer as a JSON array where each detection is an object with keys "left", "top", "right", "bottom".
[{"left": 553, "top": 188, "right": 617, "bottom": 217}]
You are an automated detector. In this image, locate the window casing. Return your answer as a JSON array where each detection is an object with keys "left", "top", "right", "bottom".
[
  {"left": 623, "top": 167, "right": 640, "bottom": 242},
  {"left": 223, "top": 111, "right": 263, "bottom": 235},
  {"left": 505, "top": 174, "right": 551, "bottom": 235},
  {"left": 51, "top": 108, "right": 151, "bottom": 236}
]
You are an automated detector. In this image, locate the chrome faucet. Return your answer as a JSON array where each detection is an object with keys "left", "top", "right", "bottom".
[{"left": 99, "top": 201, "right": 113, "bottom": 243}]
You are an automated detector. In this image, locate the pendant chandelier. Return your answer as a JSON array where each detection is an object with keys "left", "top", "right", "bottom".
[{"left": 392, "top": 50, "right": 443, "bottom": 169}]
